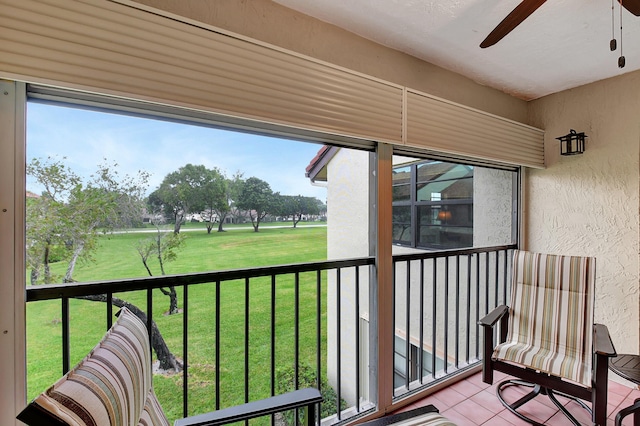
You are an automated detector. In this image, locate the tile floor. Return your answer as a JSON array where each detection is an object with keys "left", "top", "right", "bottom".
[{"left": 399, "top": 371, "right": 640, "bottom": 425}]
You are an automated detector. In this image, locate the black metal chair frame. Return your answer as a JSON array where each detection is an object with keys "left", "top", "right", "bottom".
[
  {"left": 357, "top": 405, "right": 446, "bottom": 426},
  {"left": 479, "top": 305, "right": 616, "bottom": 426},
  {"left": 174, "top": 388, "right": 323, "bottom": 426}
]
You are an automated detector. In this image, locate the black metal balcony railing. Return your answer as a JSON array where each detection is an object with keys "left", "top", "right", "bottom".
[
  {"left": 25, "top": 245, "right": 513, "bottom": 425},
  {"left": 391, "top": 245, "right": 514, "bottom": 399}
]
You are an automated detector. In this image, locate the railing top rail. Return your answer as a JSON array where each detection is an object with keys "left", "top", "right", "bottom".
[
  {"left": 26, "top": 256, "right": 375, "bottom": 302},
  {"left": 392, "top": 244, "right": 516, "bottom": 263}
]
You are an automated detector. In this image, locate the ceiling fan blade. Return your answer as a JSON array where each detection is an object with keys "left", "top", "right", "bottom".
[
  {"left": 620, "top": 0, "right": 640, "bottom": 16},
  {"left": 480, "top": 0, "right": 548, "bottom": 48}
]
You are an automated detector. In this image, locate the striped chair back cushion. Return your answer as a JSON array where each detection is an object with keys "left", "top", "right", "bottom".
[
  {"left": 492, "top": 250, "right": 595, "bottom": 387},
  {"left": 17, "top": 307, "right": 169, "bottom": 426}
]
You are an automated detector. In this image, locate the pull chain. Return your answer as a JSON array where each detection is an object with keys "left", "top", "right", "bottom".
[
  {"left": 611, "top": 0, "right": 617, "bottom": 50},
  {"left": 619, "top": 0, "right": 626, "bottom": 67}
]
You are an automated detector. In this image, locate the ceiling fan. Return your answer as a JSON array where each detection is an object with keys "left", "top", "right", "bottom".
[{"left": 480, "top": 0, "right": 640, "bottom": 48}]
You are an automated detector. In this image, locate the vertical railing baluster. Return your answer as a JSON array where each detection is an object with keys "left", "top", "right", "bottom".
[
  {"left": 475, "top": 253, "right": 480, "bottom": 359},
  {"left": 106, "top": 293, "right": 113, "bottom": 330},
  {"left": 336, "top": 268, "right": 341, "bottom": 420},
  {"left": 419, "top": 259, "right": 424, "bottom": 384},
  {"left": 466, "top": 254, "right": 471, "bottom": 364},
  {"left": 147, "top": 288, "right": 153, "bottom": 362},
  {"left": 295, "top": 272, "right": 300, "bottom": 390},
  {"left": 62, "top": 297, "right": 70, "bottom": 375},
  {"left": 454, "top": 255, "right": 460, "bottom": 369},
  {"left": 484, "top": 252, "right": 490, "bottom": 318},
  {"left": 431, "top": 258, "right": 437, "bottom": 378},
  {"left": 503, "top": 249, "right": 509, "bottom": 305},
  {"left": 392, "top": 260, "right": 396, "bottom": 396},
  {"left": 216, "top": 279, "right": 221, "bottom": 411},
  {"left": 355, "top": 266, "right": 360, "bottom": 413},
  {"left": 405, "top": 260, "right": 411, "bottom": 389},
  {"left": 271, "top": 274, "right": 277, "bottom": 426},
  {"left": 316, "top": 270, "right": 322, "bottom": 426},
  {"left": 244, "top": 277, "right": 250, "bottom": 406},
  {"left": 443, "top": 257, "right": 449, "bottom": 374},
  {"left": 183, "top": 283, "right": 189, "bottom": 418},
  {"left": 294, "top": 272, "right": 300, "bottom": 426},
  {"left": 494, "top": 251, "right": 499, "bottom": 308}
]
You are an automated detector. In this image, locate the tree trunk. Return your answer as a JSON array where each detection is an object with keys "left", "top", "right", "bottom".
[
  {"left": 173, "top": 211, "right": 185, "bottom": 234},
  {"left": 63, "top": 240, "right": 85, "bottom": 283},
  {"left": 141, "top": 257, "right": 153, "bottom": 277},
  {"left": 43, "top": 242, "right": 51, "bottom": 284},
  {"left": 78, "top": 294, "right": 183, "bottom": 372},
  {"left": 159, "top": 286, "right": 179, "bottom": 315},
  {"left": 30, "top": 266, "right": 40, "bottom": 286},
  {"left": 217, "top": 211, "right": 228, "bottom": 232}
]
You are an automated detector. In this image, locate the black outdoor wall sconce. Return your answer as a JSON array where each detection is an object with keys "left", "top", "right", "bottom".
[{"left": 556, "top": 129, "right": 587, "bottom": 156}]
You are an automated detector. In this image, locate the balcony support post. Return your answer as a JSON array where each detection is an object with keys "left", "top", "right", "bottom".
[
  {"left": 373, "top": 142, "right": 394, "bottom": 411},
  {"left": 0, "top": 80, "right": 26, "bottom": 426}
]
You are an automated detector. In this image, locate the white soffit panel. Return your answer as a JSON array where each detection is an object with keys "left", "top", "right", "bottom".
[
  {"left": 406, "top": 90, "right": 545, "bottom": 168},
  {"left": 0, "top": 0, "right": 403, "bottom": 143}
]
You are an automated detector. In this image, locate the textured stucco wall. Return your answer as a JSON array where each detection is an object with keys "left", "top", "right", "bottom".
[
  {"left": 326, "top": 148, "right": 371, "bottom": 405},
  {"left": 527, "top": 70, "right": 640, "bottom": 354},
  {"left": 473, "top": 168, "right": 515, "bottom": 247},
  {"left": 130, "top": 0, "right": 528, "bottom": 122}
]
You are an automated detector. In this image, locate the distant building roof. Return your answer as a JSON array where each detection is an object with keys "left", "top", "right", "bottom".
[
  {"left": 305, "top": 145, "right": 338, "bottom": 182},
  {"left": 26, "top": 191, "right": 41, "bottom": 199}
]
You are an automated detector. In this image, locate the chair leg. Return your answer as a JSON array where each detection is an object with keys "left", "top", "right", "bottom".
[
  {"left": 481, "top": 326, "right": 494, "bottom": 385},
  {"left": 496, "top": 380, "right": 545, "bottom": 426},
  {"left": 592, "top": 353, "right": 609, "bottom": 426},
  {"left": 615, "top": 398, "right": 640, "bottom": 426},
  {"left": 547, "top": 389, "right": 589, "bottom": 426},
  {"left": 496, "top": 379, "right": 593, "bottom": 426}
]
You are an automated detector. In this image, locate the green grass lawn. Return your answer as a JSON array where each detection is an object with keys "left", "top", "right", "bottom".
[{"left": 27, "top": 223, "right": 327, "bottom": 423}]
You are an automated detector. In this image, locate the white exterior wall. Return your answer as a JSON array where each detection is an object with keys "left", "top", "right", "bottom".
[
  {"left": 326, "top": 148, "right": 371, "bottom": 405},
  {"left": 474, "top": 168, "right": 515, "bottom": 248},
  {"left": 527, "top": 70, "right": 640, "bottom": 356}
]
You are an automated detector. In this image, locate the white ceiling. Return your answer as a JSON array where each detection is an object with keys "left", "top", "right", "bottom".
[{"left": 272, "top": 0, "right": 640, "bottom": 100}]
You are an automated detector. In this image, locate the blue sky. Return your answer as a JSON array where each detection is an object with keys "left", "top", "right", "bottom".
[{"left": 26, "top": 102, "right": 327, "bottom": 201}]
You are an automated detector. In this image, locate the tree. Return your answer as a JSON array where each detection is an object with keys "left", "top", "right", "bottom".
[
  {"left": 26, "top": 157, "right": 181, "bottom": 371},
  {"left": 197, "top": 166, "right": 228, "bottom": 234},
  {"left": 278, "top": 195, "right": 324, "bottom": 228},
  {"left": 149, "top": 163, "right": 209, "bottom": 234},
  {"left": 135, "top": 219, "right": 185, "bottom": 315},
  {"left": 224, "top": 172, "right": 245, "bottom": 228},
  {"left": 26, "top": 158, "right": 148, "bottom": 284},
  {"left": 26, "top": 158, "right": 81, "bottom": 284},
  {"left": 235, "top": 177, "right": 275, "bottom": 232}
]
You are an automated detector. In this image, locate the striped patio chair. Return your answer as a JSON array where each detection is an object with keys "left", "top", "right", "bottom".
[
  {"left": 479, "top": 250, "right": 616, "bottom": 426},
  {"left": 17, "top": 307, "right": 322, "bottom": 426}
]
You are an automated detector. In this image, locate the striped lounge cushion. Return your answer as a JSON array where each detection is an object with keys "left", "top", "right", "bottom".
[
  {"left": 17, "top": 307, "right": 169, "bottom": 426},
  {"left": 493, "top": 250, "right": 595, "bottom": 387},
  {"left": 391, "top": 412, "right": 456, "bottom": 426}
]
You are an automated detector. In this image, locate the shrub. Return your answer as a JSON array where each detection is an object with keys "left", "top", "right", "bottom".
[{"left": 275, "top": 364, "right": 347, "bottom": 425}]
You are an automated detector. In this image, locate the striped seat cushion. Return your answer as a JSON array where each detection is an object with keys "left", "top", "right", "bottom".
[
  {"left": 392, "top": 412, "right": 456, "bottom": 426},
  {"left": 18, "top": 307, "right": 169, "bottom": 426},
  {"left": 493, "top": 250, "right": 595, "bottom": 387}
]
